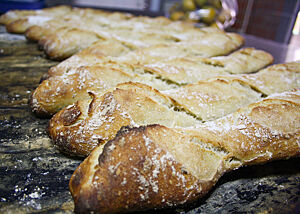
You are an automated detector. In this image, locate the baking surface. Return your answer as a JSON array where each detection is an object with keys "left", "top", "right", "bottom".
[{"left": 0, "top": 25, "right": 299, "bottom": 213}]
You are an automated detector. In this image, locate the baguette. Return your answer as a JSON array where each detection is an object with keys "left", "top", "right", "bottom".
[
  {"left": 46, "top": 42, "right": 252, "bottom": 79},
  {"left": 37, "top": 26, "right": 243, "bottom": 60},
  {"left": 49, "top": 82, "right": 200, "bottom": 156},
  {"left": 141, "top": 48, "right": 272, "bottom": 84},
  {"left": 70, "top": 124, "right": 229, "bottom": 213},
  {"left": 30, "top": 48, "right": 272, "bottom": 117},
  {"left": 0, "top": 6, "right": 127, "bottom": 33},
  {"left": 0, "top": 5, "right": 72, "bottom": 31},
  {"left": 30, "top": 64, "right": 134, "bottom": 117},
  {"left": 69, "top": 89, "right": 300, "bottom": 213},
  {"left": 239, "top": 60, "right": 300, "bottom": 94},
  {"left": 1, "top": 6, "right": 244, "bottom": 60},
  {"left": 24, "top": 9, "right": 133, "bottom": 42},
  {"left": 182, "top": 90, "right": 300, "bottom": 164},
  {"left": 48, "top": 62, "right": 299, "bottom": 157}
]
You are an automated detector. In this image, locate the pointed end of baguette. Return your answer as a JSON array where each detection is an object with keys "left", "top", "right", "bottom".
[{"left": 70, "top": 124, "right": 228, "bottom": 213}]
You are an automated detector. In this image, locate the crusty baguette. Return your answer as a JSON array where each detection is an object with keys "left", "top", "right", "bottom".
[
  {"left": 46, "top": 42, "right": 249, "bottom": 78},
  {"left": 2, "top": 6, "right": 73, "bottom": 34},
  {"left": 39, "top": 27, "right": 103, "bottom": 60},
  {"left": 0, "top": 6, "right": 127, "bottom": 33},
  {"left": 37, "top": 25, "right": 243, "bottom": 60},
  {"left": 30, "top": 48, "right": 273, "bottom": 117},
  {"left": 182, "top": 89, "right": 300, "bottom": 165},
  {"left": 142, "top": 48, "right": 272, "bottom": 84},
  {"left": 70, "top": 124, "right": 229, "bottom": 214},
  {"left": 165, "top": 77, "right": 262, "bottom": 120},
  {"left": 45, "top": 39, "right": 131, "bottom": 79},
  {"left": 69, "top": 89, "right": 300, "bottom": 213},
  {"left": 1, "top": 6, "right": 244, "bottom": 60},
  {"left": 239, "top": 60, "right": 300, "bottom": 95},
  {"left": 30, "top": 64, "right": 134, "bottom": 117},
  {"left": 24, "top": 9, "right": 133, "bottom": 42},
  {"left": 48, "top": 62, "right": 299, "bottom": 157},
  {"left": 49, "top": 82, "right": 200, "bottom": 156}
]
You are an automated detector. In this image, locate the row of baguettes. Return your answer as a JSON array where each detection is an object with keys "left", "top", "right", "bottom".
[
  {"left": 2, "top": 6, "right": 299, "bottom": 214},
  {"left": 0, "top": 5, "right": 244, "bottom": 60},
  {"left": 69, "top": 89, "right": 300, "bottom": 213},
  {"left": 1, "top": 6, "right": 276, "bottom": 121}
]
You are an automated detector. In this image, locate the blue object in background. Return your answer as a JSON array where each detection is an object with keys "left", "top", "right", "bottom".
[{"left": 0, "top": 0, "right": 45, "bottom": 13}]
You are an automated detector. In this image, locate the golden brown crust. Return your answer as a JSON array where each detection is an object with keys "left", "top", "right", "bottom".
[
  {"left": 30, "top": 48, "right": 273, "bottom": 117},
  {"left": 240, "top": 61, "right": 300, "bottom": 95},
  {"left": 49, "top": 82, "right": 199, "bottom": 156},
  {"left": 2, "top": 6, "right": 244, "bottom": 60},
  {"left": 0, "top": 10, "right": 35, "bottom": 25},
  {"left": 189, "top": 89, "right": 300, "bottom": 165},
  {"left": 43, "top": 27, "right": 101, "bottom": 60},
  {"left": 70, "top": 125, "right": 225, "bottom": 213},
  {"left": 165, "top": 77, "right": 262, "bottom": 121},
  {"left": 39, "top": 29, "right": 241, "bottom": 60},
  {"left": 1, "top": 5, "right": 72, "bottom": 33},
  {"left": 70, "top": 90, "right": 300, "bottom": 213},
  {"left": 46, "top": 60, "right": 299, "bottom": 157},
  {"left": 30, "top": 64, "right": 133, "bottom": 117}
]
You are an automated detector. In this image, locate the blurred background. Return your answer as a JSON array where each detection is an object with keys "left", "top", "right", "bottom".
[{"left": 0, "top": 0, "right": 299, "bottom": 63}]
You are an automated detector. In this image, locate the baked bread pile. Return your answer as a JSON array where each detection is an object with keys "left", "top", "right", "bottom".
[{"left": 1, "top": 6, "right": 299, "bottom": 214}]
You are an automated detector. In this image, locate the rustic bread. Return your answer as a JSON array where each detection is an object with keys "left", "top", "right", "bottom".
[
  {"left": 48, "top": 62, "right": 300, "bottom": 157},
  {"left": 239, "top": 60, "right": 300, "bottom": 94},
  {"left": 0, "top": 6, "right": 129, "bottom": 33},
  {"left": 165, "top": 77, "right": 262, "bottom": 121},
  {"left": 46, "top": 42, "right": 256, "bottom": 79},
  {"left": 30, "top": 48, "right": 273, "bottom": 117},
  {"left": 36, "top": 26, "right": 243, "bottom": 60},
  {"left": 69, "top": 124, "right": 228, "bottom": 214},
  {"left": 0, "top": 6, "right": 244, "bottom": 60},
  {"left": 182, "top": 89, "right": 300, "bottom": 165},
  {"left": 49, "top": 82, "right": 200, "bottom": 156},
  {"left": 24, "top": 8, "right": 133, "bottom": 42},
  {"left": 141, "top": 48, "right": 272, "bottom": 84},
  {"left": 69, "top": 89, "right": 300, "bottom": 213},
  {"left": 30, "top": 63, "right": 134, "bottom": 117},
  {"left": 0, "top": 5, "right": 72, "bottom": 32}
]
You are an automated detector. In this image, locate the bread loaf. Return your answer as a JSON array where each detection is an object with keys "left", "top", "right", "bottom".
[
  {"left": 36, "top": 26, "right": 243, "bottom": 60},
  {"left": 30, "top": 47, "right": 272, "bottom": 117},
  {"left": 70, "top": 124, "right": 228, "bottom": 213},
  {"left": 0, "top": 5, "right": 72, "bottom": 32},
  {"left": 69, "top": 89, "right": 300, "bottom": 213},
  {"left": 0, "top": 6, "right": 244, "bottom": 60},
  {"left": 49, "top": 82, "right": 200, "bottom": 156},
  {"left": 48, "top": 62, "right": 299, "bottom": 157}
]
